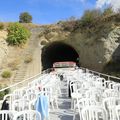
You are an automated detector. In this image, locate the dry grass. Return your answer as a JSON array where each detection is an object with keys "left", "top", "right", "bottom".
[
  {"left": 8, "top": 58, "right": 21, "bottom": 70},
  {"left": 24, "top": 55, "right": 33, "bottom": 63},
  {"left": 0, "top": 30, "right": 7, "bottom": 40}
]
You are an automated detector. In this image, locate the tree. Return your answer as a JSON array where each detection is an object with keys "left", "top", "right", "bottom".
[{"left": 19, "top": 12, "right": 32, "bottom": 23}]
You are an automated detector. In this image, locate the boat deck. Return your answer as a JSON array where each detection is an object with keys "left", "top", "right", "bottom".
[{"left": 50, "top": 80, "right": 79, "bottom": 120}]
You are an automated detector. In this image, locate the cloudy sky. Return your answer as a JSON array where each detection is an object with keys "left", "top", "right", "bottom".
[{"left": 0, "top": 0, "right": 119, "bottom": 24}]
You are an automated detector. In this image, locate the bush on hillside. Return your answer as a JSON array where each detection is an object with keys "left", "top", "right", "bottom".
[
  {"left": 0, "top": 23, "right": 4, "bottom": 30},
  {"left": 0, "top": 85, "right": 10, "bottom": 100},
  {"left": 1, "top": 70, "right": 12, "bottom": 78},
  {"left": 62, "top": 20, "right": 77, "bottom": 31},
  {"left": 103, "top": 7, "right": 114, "bottom": 16},
  {"left": 80, "top": 9, "right": 102, "bottom": 27},
  {"left": 6, "top": 23, "right": 30, "bottom": 46}
]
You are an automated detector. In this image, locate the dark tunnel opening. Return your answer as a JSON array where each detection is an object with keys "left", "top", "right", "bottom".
[{"left": 41, "top": 42, "right": 79, "bottom": 70}]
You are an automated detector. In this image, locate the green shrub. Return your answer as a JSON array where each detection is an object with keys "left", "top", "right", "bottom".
[
  {"left": 0, "top": 85, "right": 10, "bottom": 100},
  {"left": 80, "top": 9, "right": 102, "bottom": 27},
  {"left": 6, "top": 22, "right": 30, "bottom": 46},
  {"left": 62, "top": 21, "right": 77, "bottom": 31},
  {"left": 0, "top": 23, "right": 4, "bottom": 30},
  {"left": 103, "top": 7, "right": 114, "bottom": 16},
  {"left": 1, "top": 70, "right": 12, "bottom": 78}
]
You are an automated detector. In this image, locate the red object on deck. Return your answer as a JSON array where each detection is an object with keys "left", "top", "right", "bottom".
[{"left": 53, "top": 61, "right": 76, "bottom": 68}]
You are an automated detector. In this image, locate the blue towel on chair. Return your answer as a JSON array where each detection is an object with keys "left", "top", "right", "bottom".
[{"left": 35, "top": 95, "right": 49, "bottom": 120}]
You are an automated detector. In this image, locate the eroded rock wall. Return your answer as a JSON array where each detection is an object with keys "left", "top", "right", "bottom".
[{"left": 40, "top": 25, "right": 120, "bottom": 72}]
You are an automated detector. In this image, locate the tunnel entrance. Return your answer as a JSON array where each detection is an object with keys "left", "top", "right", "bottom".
[{"left": 41, "top": 42, "right": 79, "bottom": 70}]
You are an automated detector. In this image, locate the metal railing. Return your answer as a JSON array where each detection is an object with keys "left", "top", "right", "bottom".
[
  {"left": 0, "top": 72, "right": 43, "bottom": 92},
  {"left": 0, "top": 66, "right": 120, "bottom": 92},
  {"left": 80, "top": 67, "right": 120, "bottom": 82}
]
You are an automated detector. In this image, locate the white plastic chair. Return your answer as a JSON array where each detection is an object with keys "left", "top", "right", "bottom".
[
  {"left": 113, "top": 83, "right": 120, "bottom": 92},
  {"left": 81, "top": 106, "right": 108, "bottom": 120},
  {"left": 103, "top": 89, "right": 119, "bottom": 98},
  {"left": 13, "top": 110, "right": 41, "bottom": 120},
  {"left": 0, "top": 110, "right": 17, "bottom": 120},
  {"left": 13, "top": 88, "right": 26, "bottom": 100},
  {"left": 29, "top": 99, "right": 37, "bottom": 110},
  {"left": 85, "top": 88, "right": 102, "bottom": 102},
  {"left": 103, "top": 97, "right": 119, "bottom": 120},
  {"left": 70, "top": 80, "right": 82, "bottom": 109},
  {"left": 42, "top": 85, "right": 58, "bottom": 109},
  {"left": 12, "top": 99, "right": 30, "bottom": 111},
  {"left": 75, "top": 98, "right": 98, "bottom": 120},
  {"left": 115, "top": 105, "right": 120, "bottom": 120}
]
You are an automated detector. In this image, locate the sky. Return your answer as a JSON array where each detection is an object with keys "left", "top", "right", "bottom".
[{"left": 0, "top": 0, "right": 119, "bottom": 24}]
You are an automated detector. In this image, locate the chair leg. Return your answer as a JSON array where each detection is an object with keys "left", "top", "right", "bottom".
[
  {"left": 55, "top": 99, "right": 58, "bottom": 109},
  {"left": 73, "top": 112, "right": 76, "bottom": 120},
  {"left": 71, "top": 99, "right": 74, "bottom": 109},
  {"left": 50, "top": 101, "right": 54, "bottom": 110}
]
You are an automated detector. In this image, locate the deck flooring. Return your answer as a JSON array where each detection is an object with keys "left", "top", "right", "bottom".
[{"left": 50, "top": 80, "right": 79, "bottom": 120}]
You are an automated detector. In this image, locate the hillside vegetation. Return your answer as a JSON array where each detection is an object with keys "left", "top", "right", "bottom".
[{"left": 0, "top": 22, "right": 40, "bottom": 88}]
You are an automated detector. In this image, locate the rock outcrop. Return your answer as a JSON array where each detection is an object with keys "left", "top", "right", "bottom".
[
  {"left": 66, "top": 26, "right": 120, "bottom": 71},
  {"left": 40, "top": 24, "right": 120, "bottom": 72}
]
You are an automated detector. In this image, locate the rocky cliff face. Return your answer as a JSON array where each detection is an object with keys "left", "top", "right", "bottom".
[
  {"left": 39, "top": 24, "right": 120, "bottom": 72},
  {"left": 67, "top": 26, "right": 120, "bottom": 71}
]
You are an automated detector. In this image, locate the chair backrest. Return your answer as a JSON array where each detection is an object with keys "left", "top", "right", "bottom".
[
  {"left": 85, "top": 88, "right": 102, "bottom": 102},
  {"left": 77, "top": 98, "right": 98, "bottom": 119},
  {"left": 103, "top": 97, "right": 119, "bottom": 120},
  {"left": 81, "top": 106, "right": 108, "bottom": 120},
  {"left": 13, "top": 110, "right": 41, "bottom": 120},
  {"left": 12, "top": 99, "right": 30, "bottom": 111},
  {"left": 77, "top": 98, "right": 98, "bottom": 110},
  {"left": 13, "top": 88, "right": 26, "bottom": 100},
  {"left": 0, "top": 110, "right": 17, "bottom": 120},
  {"left": 103, "top": 89, "right": 119, "bottom": 98},
  {"left": 103, "top": 97, "right": 117, "bottom": 109},
  {"left": 113, "top": 83, "right": 120, "bottom": 92},
  {"left": 70, "top": 80, "right": 82, "bottom": 94}
]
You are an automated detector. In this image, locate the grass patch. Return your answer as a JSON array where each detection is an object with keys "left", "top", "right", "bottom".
[
  {"left": 0, "top": 23, "right": 4, "bottom": 30},
  {"left": 0, "top": 85, "right": 10, "bottom": 100},
  {"left": 1, "top": 70, "right": 12, "bottom": 78}
]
